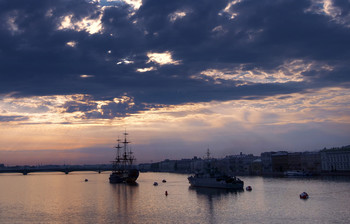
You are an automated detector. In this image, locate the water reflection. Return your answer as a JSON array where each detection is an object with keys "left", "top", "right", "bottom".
[
  {"left": 1, "top": 173, "right": 350, "bottom": 223},
  {"left": 109, "top": 183, "right": 139, "bottom": 223},
  {"left": 317, "top": 175, "right": 350, "bottom": 182},
  {"left": 189, "top": 187, "right": 243, "bottom": 224},
  {"left": 189, "top": 186, "right": 243, "bottom": 197}
]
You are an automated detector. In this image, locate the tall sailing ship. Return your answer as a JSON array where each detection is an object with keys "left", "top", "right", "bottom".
[{"left": 109, "top": 131, "right": 139, "bottom": 184}]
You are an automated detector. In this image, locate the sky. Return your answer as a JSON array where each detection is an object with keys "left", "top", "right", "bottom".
[{"left": 1, "top": 0, "right": 350, "bottom": 165}]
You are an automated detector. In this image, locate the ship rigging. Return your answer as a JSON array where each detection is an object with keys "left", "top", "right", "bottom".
[{"left": 109, "top": 131, "right": 139, "bottom": 184}]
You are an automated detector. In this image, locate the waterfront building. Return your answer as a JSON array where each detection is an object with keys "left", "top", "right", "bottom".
[
  {"left": 269, "top": 151, "right": 321, "bottom": 175},
  {"left": 159, "top": 160, "right": 176, "bottom": 172},
  {"left": 271, "top": 151, "right": 288, "bottom": 173},
  {"left": 190, "top": 159, "right": 205, "bottom": 173},
  {"left": 174, "top": 159, "right": 192, "bottom": 172},
  {"left": 138, "top": 163, "right": 152, "bottom": 172},
  {"left": 138, "top": 145, "right": 349, "bottom": 176},
  {"left": 251, "top": 159, "right": 262, "bottom": 175},
  {"left": 288, "top": 152, "right": 302, "bottom": 171},
  {"left": 225, "top": 152, "right": 259, "bottom": 175},
  {"left": 321, "top": 146, "right": 350, "bottom": 172},
  {"left": 301, "top": 151, "right": 321, "bottom": 174},
  {"left": 261, "top": 152, "right": 275, "bottom": 175}
]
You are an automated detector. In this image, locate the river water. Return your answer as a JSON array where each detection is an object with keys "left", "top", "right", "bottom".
[{"left": 0, "top": 172, "right": 350, "bottom": 224}]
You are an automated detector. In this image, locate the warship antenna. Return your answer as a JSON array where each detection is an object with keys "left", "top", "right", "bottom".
[{"left": 206, "top": 147, "right": 211, "bottom": 160}]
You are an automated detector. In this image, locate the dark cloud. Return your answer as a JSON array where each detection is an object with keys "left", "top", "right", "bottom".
[
  {"left": 1, "top": 0, "right": 350, "bottom": 118},
  {"left": 60, "top": 95, "right": 149, "bottom": 119},
  {"left": 62, "top": 99, "right": 98, "bottom": 113},
  {"left": 0, "top": 115, "right": 29, "bottom": 122},
  {"left": 81, "top": 100, "right": 148, "bottom": 119}
]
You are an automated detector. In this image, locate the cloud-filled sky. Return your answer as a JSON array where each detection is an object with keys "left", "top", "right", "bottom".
[{"left": 1, "top": 0, "right": 350, "bottom": 165}]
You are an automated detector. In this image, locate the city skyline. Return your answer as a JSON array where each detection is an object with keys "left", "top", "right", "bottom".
[{"left": 1, "top": 0, "right": 350, "bottom": 165}]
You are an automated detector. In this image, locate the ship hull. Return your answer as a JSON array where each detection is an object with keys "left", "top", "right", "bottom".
[
  {"left": 188, "top": 176, "right": 244, "bottom": 189},
  {"left": 125, "top": 169, "right": 139, "bottom": 183},
  {"left": 109, "top": 173, "right": 124, "bottom": 183},
  {"left": 109, "top": 169, "right": 139, "bottom": 184}
]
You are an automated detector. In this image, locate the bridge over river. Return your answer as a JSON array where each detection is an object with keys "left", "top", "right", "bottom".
[{"left": 0, "top": 166, "right": 113, "bottom": 175}]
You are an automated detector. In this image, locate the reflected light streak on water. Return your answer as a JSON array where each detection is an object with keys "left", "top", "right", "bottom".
[{"left": 0, "top": 172, "right": 350, "bottom": 223}]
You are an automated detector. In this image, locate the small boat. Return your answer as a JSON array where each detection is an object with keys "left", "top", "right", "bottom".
[
  {"left": 300, "top": 192, "right": 309, "bottom": 199},
  {"left": 162, "top": 179, "right": 167, "bottom": 183},
  {"left": 153, "top": 182, "right": 158, "bottom": 186},
  {"left": 284, "top": 170, "right": 309, "bottom": 177}
]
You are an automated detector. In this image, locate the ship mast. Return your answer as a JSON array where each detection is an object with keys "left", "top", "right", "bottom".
[
  {"left": 112, "top": 130, "right": 136, "bottom": 171},
  {"left": 115, "top": 138, "right": 122, "bottom": 163},
  {"left": 206, "top": 148, "right": 211, "bottom": 160},
  {"left": 123, "top": 131, "right": 129, "bottom": 169},
  {"left": 112, "top": 137, "right": 122, "bottom": 171},
  {"left": 121, "top": 130, "right": 135, "bottom": 167}
]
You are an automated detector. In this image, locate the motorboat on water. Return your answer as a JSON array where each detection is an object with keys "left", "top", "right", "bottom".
[
  {"left": 300, "top": 192, "right": 309, "bottom": 199},
  {"left": 284, "top": 170, "right": 310, "bottom": 177}
]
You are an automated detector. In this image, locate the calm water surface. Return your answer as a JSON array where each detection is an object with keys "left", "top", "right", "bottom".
[{"left": 1, "top": 172, "right": 350, "bottom": 224}]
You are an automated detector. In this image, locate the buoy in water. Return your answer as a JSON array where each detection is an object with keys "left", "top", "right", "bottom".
[
  {"left": 300, "top": 192, "right": 309, "bottom": 199},
  {"left": 165, "top": 191, "right": 168, "bottom": 196},
  {"left": 85, "top": 179, "right": 88, "bottom": 182},
  {"left": 246, "top": 186, "right": 252, "bottom": 191}
]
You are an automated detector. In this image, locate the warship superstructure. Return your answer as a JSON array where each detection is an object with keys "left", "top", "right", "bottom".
[{"left": 188, "top": 148, "right": 244, "bottom": 189}]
